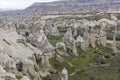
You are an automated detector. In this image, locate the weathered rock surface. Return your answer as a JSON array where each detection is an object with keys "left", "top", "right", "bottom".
[{"left": 63, "top": 28, "right": 77, "bottom": 55}]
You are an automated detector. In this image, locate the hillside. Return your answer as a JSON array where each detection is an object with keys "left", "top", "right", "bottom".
[
  {"left": 0, "top": 0, "right": 120, "bottom": 19},
  {"left": 25, "top": 0, "right": 120, "bottom": 15}
]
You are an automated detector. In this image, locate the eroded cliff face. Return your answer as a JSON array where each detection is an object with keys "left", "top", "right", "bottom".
[{"left": 0, "top": 21, "right": 55, "bottom": 80}]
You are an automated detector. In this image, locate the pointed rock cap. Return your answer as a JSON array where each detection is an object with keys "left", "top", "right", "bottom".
[
  {"left": 76, "top": 35, "right": 84, "bottom": 42},
  {"left": 74, "top": 23, "right": 78, "bottom": 28},
  {"left": 111, "top": 14, "right": 118, "bottom": 21},
  {"left": 61, "top": 68, "right": 68, "bottom": 75}
]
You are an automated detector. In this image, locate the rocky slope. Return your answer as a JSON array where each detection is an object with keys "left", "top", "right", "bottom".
[
  {"left": 0, "top": 0, "right": 120, "bottom": 19},
  {"left": 25, "top": 0, "right": 120, "bottom": 14}
]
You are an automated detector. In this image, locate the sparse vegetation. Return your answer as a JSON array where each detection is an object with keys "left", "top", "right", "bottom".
[{"left": 47, "top": 26, "right": 120, "bottom": 80}]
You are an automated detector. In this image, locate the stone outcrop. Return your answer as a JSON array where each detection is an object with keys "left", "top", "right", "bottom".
[
  {"left": 99, "top": 29, "right": 107, "bottom": 46},
  {"left": 56, "top": 42, "right": 66, "bottom": 51},
  {"left": 76, "top": 35, "right": 86, "bottom": 51},
  {"left": 29, "top": 29, "right": 54, "bottom": 57},
  {"left": 57, "top": 68, "right": 68, "bottom": 80},
  {"left": 0, "top": 26, "right": 53, "bottom": 79},
  {"left": 50, "top": 27, "right": 60, "bottom": 36},
  {"left": 63, "top": 28, "right": 78, "bottom": 56},
  {"left": 83, "top": 29, "right": 90, "bottom": 49},
  {"left": 112, "top": 34, "right": 117, "bottom": 54},
  {"left": 73, "top": 22, "right": 78, "bottom": 37}
]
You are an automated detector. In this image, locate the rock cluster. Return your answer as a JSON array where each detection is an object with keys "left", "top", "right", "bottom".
[
  {"left": 0, "top": 21, "right": 54, "bottom": 80},
  {"left": 58, "top": 18, "right": 118, "bottom": 55},
  {"left": 0, "top": 15, "right": 119, "bottom": 79}
]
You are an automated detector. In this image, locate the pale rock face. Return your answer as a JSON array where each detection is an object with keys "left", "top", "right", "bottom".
[
  {"left": 20, "top": 76, "right": 30, "bottom": 80},
  {"left": 32, "top": 26, "right": 43, "bottom": 35},
  {"left": 111, "top": 14, "right": 118, "bottom": 21},
  {"left": 0, "top": 53, "right": 17, "bottom": 73},
  {"left": 76, "top": 35, "right": 84, "bottom": 43},
  {"left": 1, "top": 73, "right": 16, "bottom": 80},
  {"left": 22, "top": 58, "right": 34, "bottom": 66},
  {"left": 30, "top": 32, "right": 54, "bottom": 54},
  {"left": 41, "top": 54, "right": 50, "bottom": 68},
  {"left": 40, "top": 54, "right": 50, "bottom": 77},
  {"left": 96, "top": 18, "right": 109, "bottom": 27},
  {"left": 56, "top": 42, "right": 66, "bottom": 51},
  {"left": 22, "top": 58, "right": 41, "bottom": 80},
  {"left": 0, "top": 31, "right": 34, "bottom": 60},
  {"left": 83, "top": 30, "right": 89, "bottom": 48},
  {"left": 72, "top": 42, "right": 78, "bottom": 56},
  {"left": 0, "top": 22, "right": 45, "bottom": 79},
  {"left": 97, "top": 18, "right": 117, "bottom": 28},
  {"left": 0, "top": 78, "right": 4, "bottom": 80},
  {"left": 112, "top": 35, "right": 117, "bottom": 53},
  {"left": 76, "top": 35, "right": 86, "bottom": 51},
  {"left": 61, "top": 68, "right": 68, "bottom": 80},
  {"left": 89, "top": 21, "right": 96, "bottom": 27},
  {"left": 29, "top": 29, "right": 54, "bottom": 58},
  {"left": 73, "top": 23, "right": 78, "bottom": 37},
  {"left": 34, "top": 48, "right": 42, "bottom": 55},
  {"left": 77, "top": 19, "right": 89, "bottom": 28},
  {"left": 96, "top": 34, "right": 101, "bottom": 46},
  {"left": 117, "top": 20, "right": 120, "bottom": 30},
  {"left": 89, "top": 33, "right": 96, "bottom": 48},
  {"left": 44, "top": 20, "right": 54, "bottom": 35},
  {"left": 63, "top": 28, "right": 77, "bottom": 55},
  {"left": 99, "top": 30, "right": 107, "bottom": 46},
  {"left": 50, "top": 27, "right": 60, "bottom": 36},
  {"left": 0, "top": 65, "right": 6, "bottom": 73},
  {"left": 16, "top": 22, "right": 30, "bottom": 36}
]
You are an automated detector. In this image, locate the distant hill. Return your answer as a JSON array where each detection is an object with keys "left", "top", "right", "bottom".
[
  {"left": 0, "top": 0, "right": 120, "bottom": 18},
  {"left": 24, "top": 0, "right": 120, "bottom": 14},
  {"left": 64, "top": 0, "right": 120, "bottom": 3}
]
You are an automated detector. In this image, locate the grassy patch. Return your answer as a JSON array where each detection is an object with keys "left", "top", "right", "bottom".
[
  {"left": 47, "top": 35, "right": 61, "bottom": 47},
  {"left": 47, "top": 27, "right": 68, "bottom": 47}
]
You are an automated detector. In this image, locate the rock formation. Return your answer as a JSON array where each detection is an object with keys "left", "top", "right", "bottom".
[
  {"left": 57, "top": 68, "right": 68, "bottom": 80},
  {"left": 29, "top": 29, "right": 54, "bottom": 57},
  {"left": 50, "top": 26, "right": 60, "bottom": 36},
  {"left": 61, "top": 68, "right": 68, "bottom": 80},
  {"left": 56, "top": 42, "right": 66, "bottom": 51},
  {"left": 63, "top": 28, "right": 78, "bottom": 56},
  {"left": 73, "top": 21, "right": 78, "bottom": 37},
  {"left": 112, "top": 34, "right": 117, "bottom": 54},
  {"left": 89, "top": 32, "right": 96, "bottom": 48},
  {"left": 99, "top": 28, "right": 107, "bottom": 46},
  {"left": 83, "top": 29, "right": 90, "bottom": 49},
  {"left": 76, "top": 35, "right": 86, "bottom": 51}
]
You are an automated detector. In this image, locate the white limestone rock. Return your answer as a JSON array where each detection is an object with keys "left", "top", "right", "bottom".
[
  {"left": 99, "top": 30, "right": 107, "bottom": 46},
  {"left": 61, "top": 68, "right": 68, "bottom": 80},
  {"left": 73, "top": 23, "right": 78, "bottom": 37},
  {"left": 20, "top": 76, "right": 30, "bottom": 80},
  {"left": 112, "top": 34, "right": 117, "bottom": 54},
  {"left": 56, "top": 42, "right": 66, "bottom": 51},
  {"left": 76, "top": 35, "right": 86, "bottom": 51},
  {"left": 0, "top": 65, "right": 6, "bottom": 73},
  {"left": 29, "top": 31, "right": 54, "bottom": 56},
  {"left": 63, "top": 28, "right": 77, "bottom": 55},
  {"left": 83, "top": 30, "right": 90, "bottom": 49},
  {"left": 89, "top": 33, "right": 96, "bottom": 48},
  {"left": 50, "top": 27, "right": 60, "bottom": 36}
]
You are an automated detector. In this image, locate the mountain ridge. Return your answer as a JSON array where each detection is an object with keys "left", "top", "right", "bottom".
[
  {"left": 24, "top": 0, "right": 120, "bottom": 15},
  {"left": 0, "top": 0, "right": 120, "bottom": 18}
]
